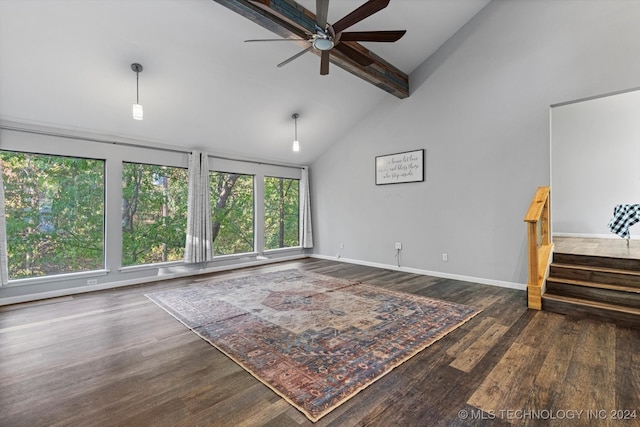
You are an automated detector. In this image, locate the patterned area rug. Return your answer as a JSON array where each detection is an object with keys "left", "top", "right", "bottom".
[{"left": 146, "top": 269, "right": 480, "bottom": 422}]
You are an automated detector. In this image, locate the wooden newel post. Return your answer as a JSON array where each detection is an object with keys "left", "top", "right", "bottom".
[
  {"left": 524, "top": 186, "right": 553, "bottom": 310},
  {"left": 526, "top": 220, "right": 542, "bottom": 310}
]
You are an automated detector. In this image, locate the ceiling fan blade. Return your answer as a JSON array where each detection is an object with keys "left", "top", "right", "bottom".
[
  {"left": 338, "top": 30, "right": 406, "bottom": 43},
  {"left": 334, "top": 42, "right": 374, "bottom": 67},
  {"left": 332, "top": 0, "right": 390, "bottom": 34},
  {"left": 245, "top": 38, "right": 307, "bottom": 42},
  {"left": 320, "top": 51, "right": 330, "bottom": 75},
  {"left": 277, "top": 46, "right": 313, "bottom": 68},
  {"left": 316, "top": 0, "right": 329, "bottom": 28}
]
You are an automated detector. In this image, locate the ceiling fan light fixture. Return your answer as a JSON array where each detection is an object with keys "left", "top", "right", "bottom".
[
  {"left": 131, "top": 63, "right": 143, "bottom": 120},
  {"left": 292, "top": 113, "right": 300, "bottom": 152},
  {"left": 312, "top": 38, "right": 334, "bottom": 51}
]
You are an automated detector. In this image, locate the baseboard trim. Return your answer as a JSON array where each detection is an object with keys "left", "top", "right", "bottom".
[
  {"left": 2, "top": 253, "right": 526, "bottom": 306},
  {"left": 311, "top": 254, "right": 526, "bottom": 291}
]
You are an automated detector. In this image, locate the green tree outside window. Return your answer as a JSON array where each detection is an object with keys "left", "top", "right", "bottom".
[
  {"left": 0, "top": 151, "right": 105, "bottom": 279},
  {"left": 210, "top": 172, "right": 255, "bottom": 255},
  {"left": 264, "top": 177, "right": 299, "bottom": 250},
  {"left": 121, "top": 162, "right": 188, "bottom": 266}
]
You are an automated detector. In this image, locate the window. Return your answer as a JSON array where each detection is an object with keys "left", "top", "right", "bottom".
[
  {"left": 0, "top": 151, "right": 105, "bottom": 279},
  {"left": 264, "top": 176, "right": 299, "bottom": 250},
  {"left": 210, "top": 172, "right": 254, "bottom": 255},
  {"left": 121, "top": 162, "right": 188, "bottom": 266}
]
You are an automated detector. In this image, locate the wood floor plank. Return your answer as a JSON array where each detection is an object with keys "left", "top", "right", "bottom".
[
  {"left": 467, "top": 341, "right": 536, "bottom": 413},
  {"left": 533, "top": 318, "right": 580, "bottom": 392},
  {"left": 446, "top": 316, "right": 496, "bottom": 357},
  {"left": 553, "top": 320, "right": 617, "bottom": 426},
  {"left": 616, "top": 327, "right": 640, "bottom": 414},
  {"left": 466, "top": 311, "right": 565, "bottom": 416},
  {"left": 449, "top": 322, "right": 509, "bottom": 373}
]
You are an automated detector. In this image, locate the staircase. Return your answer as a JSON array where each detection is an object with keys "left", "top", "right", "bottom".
[{"left": 543, "top": 252, "right": 640, "bottom": 328}]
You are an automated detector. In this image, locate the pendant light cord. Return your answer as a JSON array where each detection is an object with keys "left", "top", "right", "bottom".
[{"left": 131, "top": 63, "right": 143, "bottom": 105}]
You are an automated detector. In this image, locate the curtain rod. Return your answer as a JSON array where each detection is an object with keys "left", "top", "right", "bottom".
[
  {"left": 0, "top": 125, "right": 304, "bottom": 170},
  {"left": 0, "top": 124, "right": 187, "bottom": 154},
  {"left": 206, "top": 154, "right": 304, "bottom": 170}
]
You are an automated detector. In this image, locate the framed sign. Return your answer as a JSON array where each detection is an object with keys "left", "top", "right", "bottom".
[{"left": 375, "top": 149, "right": 425, "bottom": 185}]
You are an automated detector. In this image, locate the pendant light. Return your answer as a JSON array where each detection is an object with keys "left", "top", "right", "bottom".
[
  {"left": 131, "top": 63, "right": 143, "bottom": 120},
  {"left": 292, "top": 113, "right": 300, "bottom": 152}
]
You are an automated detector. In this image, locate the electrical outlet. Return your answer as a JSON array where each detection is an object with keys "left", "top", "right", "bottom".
[
  {"left": 395, "top": 242, "right": 402, "bottom": 250},
  {"left": 339, "top": 242, "right": 344, "bottom": 249},
  {"left": 442, "top": 253, "right": 448, "bottom": 262},
  {"left": 87, "top": 279, "right": 98, "bottom": 285}
]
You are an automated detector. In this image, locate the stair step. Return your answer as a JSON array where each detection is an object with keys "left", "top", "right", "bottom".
[
  {"left": 545, "top": 277, "right": 640, "bottom": 309},
  {"left": 544, "top": 249, "right": 640, "bottom": 325},
  {"left": 546, "top": 276, "right": 640, "bottom": 293},
  {"left": 542, "top": 294, "right": 640, "bottom": 328},
  {"left": 551, "top": 262, "right": 640, "bottom": 277},
  {"left": 553, "top": 252, "right": 640, "bottom": 271},
  {"left": 543, "top": 293, "right": 640, "bottom": 315},
  {"left": 550, "top": 261, "right": 640, "bottom": 289}
]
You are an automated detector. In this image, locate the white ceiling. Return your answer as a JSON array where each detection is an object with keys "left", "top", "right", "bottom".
[{"left": 0, "top": 0, "right": 490, "bottom": 165}]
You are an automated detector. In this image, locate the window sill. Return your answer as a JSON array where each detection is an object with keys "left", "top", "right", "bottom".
[
  {"left": 5, "top": 269, "right": 110, "bottom": 288},
  {"left": 264, "top": 246, "right": 303, "bottom": 255}
]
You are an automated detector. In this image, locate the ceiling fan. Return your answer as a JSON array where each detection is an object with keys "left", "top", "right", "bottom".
[{"left": 245, "top": 0, "right": 406, "bottom": 75}]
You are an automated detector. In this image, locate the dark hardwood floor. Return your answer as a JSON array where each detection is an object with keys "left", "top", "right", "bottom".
[{"left": 1, "top": 259, "right": 639, "bottom": 426}]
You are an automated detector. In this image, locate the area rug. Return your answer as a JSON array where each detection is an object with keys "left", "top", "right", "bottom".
[{"left": 146, "top": 269, "right": 480, "bottom": 422}]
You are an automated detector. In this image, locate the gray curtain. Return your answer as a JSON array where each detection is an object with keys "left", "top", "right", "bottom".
[
  {"left": 300, "top": 166, "right": 313, "bottom": 249},
  {"left": 0, "top": 162, "right": 8, "bottom": 284},
  {"left": 184, "top": 151, "right": 213, "bottom": 263}
]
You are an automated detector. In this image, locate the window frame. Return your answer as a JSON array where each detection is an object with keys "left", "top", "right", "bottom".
[
  {"left": 0, "top": 129, "right": 305, "bottom": 291},
  {"left": 0, "top": 149, "right": 107, "bottom": 281},
  {"left": 208, "top": 169, "right": 256, "bottom": 257},
  {"left": 121, "top": 161, "right": 189, "bottom": 268},
  {"left": 263, "top": 175, "right": 301, "bottom": 252}
]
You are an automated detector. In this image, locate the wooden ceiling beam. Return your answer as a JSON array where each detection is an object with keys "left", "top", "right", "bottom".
[{"left": 211, "top": 0, "right": 409, "bottom": 99}]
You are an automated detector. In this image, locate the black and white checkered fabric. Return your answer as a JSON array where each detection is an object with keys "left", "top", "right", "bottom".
[{"left": 608, "top": 204, "right": 640, "bottom": 239}]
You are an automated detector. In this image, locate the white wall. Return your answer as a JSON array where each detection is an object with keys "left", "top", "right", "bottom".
[
  {"left": 552, "top": 89, "right": 640, "bottom": 237},
  {"left": 310, "top": 0, "right": 640, "bottom": 287}
]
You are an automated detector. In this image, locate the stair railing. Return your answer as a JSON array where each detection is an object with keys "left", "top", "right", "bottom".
[{"left": 524, "top": 186, "right": 553, "bottom": 309}]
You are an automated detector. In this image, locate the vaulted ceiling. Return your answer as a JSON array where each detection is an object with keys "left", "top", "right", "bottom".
[{"left": 0, "top": 0, "right": 490, "bottom": 165}]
